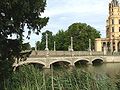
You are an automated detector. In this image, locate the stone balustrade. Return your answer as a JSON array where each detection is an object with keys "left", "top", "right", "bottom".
[{"left": 30, "top": 51, "right": 104, "bottom": 57}]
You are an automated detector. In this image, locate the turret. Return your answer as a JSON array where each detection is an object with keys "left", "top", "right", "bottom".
[
  {"left": 111, "top": 0, "right": 119, "bottom": 7},
  {"left": 106, "top": 0, "right": 120, "bottom": 52},
  {"left": 95, "top": 0, "right": 120, "bottom": 52}
]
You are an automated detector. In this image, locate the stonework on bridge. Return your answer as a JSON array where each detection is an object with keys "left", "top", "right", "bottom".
[{"left": 13, "top": 51, "right": 120, "bottom": 69}]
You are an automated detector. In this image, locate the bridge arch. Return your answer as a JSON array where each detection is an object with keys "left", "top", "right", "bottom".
[
  {"left": 50, "top": 59, "right": 72, "bottom": 65},
  {"left": 49, "top": 59, "right": 72, "bottom": 68},
  {"left": 14, "top": 61, "right": 46, "bottom": 68},
  {"left": 92, "top": 57, "right": 104, "bottom": 65},
  {"left": 74, "top": 58, "right": 89, "bottom": 67}
]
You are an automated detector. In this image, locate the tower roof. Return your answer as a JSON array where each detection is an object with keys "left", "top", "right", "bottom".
[{"left": 111, "top": 0, "right": 119, "bottom": 7}]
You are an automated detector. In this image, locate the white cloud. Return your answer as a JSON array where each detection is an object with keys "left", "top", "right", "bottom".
[
  {"left": 26, "top": 0, "right": 111, "bottom": 46},
  {"left": 43, "top": 0, "right": 109, "bottom": 17}
]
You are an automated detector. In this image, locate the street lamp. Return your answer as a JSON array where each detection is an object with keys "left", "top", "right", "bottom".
[
  {"left": 70, "top": 37, "right": 74, "bottom": 51},
  {"left": 89, "top": 39, "right": 91, "bottom": 52},
  {"left": 45, "top": 33, "right": 49, "bottom": 51},
  {"left": 54, "top": 41, "right": 56, "bottom": 51},
  {"left": 35, "top": 41, "right": 37, "bottom": 51},
  {"left": 89, "top": 39, "right": 92, "bottom": 55}
]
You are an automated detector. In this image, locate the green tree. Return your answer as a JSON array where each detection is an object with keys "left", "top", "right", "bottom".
[
  {"left": 31, "top": 47, "right": 35, "bottom": 50},
  {"left": 55, "top": 30, "right": 68, "bottom": 50},
  {"left": 54, "top": 23, "right": 100, "bottom": 51},
  {"left": 65, "top": 23, "right": 101, "bottom": 51},
  {"left": 39, "top": 30, "right": 54, "bottom": 50},
  {"left": 22, "top": 43, "right": 31, "bottom": 50},
  {"left": 36, "top": 41, "right": 41, "bottom": 50},
  {"left": 0, "top": 0, "right": 49, "bottom": 88}
]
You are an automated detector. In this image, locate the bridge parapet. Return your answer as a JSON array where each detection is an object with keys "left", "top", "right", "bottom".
[{"left": 30, "top": 51, "right": 104, "bottom": 57}]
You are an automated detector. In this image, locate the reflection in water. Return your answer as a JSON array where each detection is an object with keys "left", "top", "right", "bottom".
[
  {"left": 84, "top": 63, "right": 120, "bottom": 78},
  {"left": 51, "top": 63, "right": 120, "bottom": 78},
  {"left": 92, "top": 59, "right": 103, "bottom": 66},
  {"left": 75, "top": 60, "right": 89, "bottom": 68}
]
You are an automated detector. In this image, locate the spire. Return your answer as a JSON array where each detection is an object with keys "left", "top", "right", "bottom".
[{"left": 111, "top": 0, "right": 119, "bottom": 7}]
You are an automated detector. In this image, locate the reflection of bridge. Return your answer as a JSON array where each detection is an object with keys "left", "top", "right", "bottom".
[{"left": 13, "top": 51, "right": 120, "bottom": 69}]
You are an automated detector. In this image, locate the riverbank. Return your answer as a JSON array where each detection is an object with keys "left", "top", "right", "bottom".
[{"left": 4, "top": 64, "right": 120, "bottom": 90}]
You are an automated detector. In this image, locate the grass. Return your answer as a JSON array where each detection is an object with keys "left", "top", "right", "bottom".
[{"left": 4, "top": 65, "right": 117, "bottom": 90}]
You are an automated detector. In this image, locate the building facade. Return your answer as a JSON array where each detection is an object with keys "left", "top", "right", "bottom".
[{"left": 95, "top": 0, "right": 120, "bottom": 52}]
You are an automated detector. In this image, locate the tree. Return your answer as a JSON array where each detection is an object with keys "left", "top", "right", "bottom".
[
  {"left": 53, "top": 23, "right": 100, "bottom": 51},
  {"left": 55, "top": 30, "right": 68, "bottom": 50},
  {"left": 36, "top": 41, "right": 41, "bottom": 50},
  {"left": 0, "top": 0, "right": 49, "bottom": 88},
  {"left": 38, "top": 30, "right": 54, "bottom": 50},
  {"left": 65, "top": 23, "right": 101, "bottom": 51},
  {"left": 31, "top": 47, "right": 35, "bottom": 50},
  {"left": 54, "top": 23, "right": 100, "bottom": 51},
  {"left": 22, "top": 43, "right": 31, "bottom": 50}
]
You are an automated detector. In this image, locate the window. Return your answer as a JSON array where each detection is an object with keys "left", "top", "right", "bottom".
[
  {"left": 119, "top": 27, "right": 120, "bottom": 32},
  {"left": 112, "top": 35, "right": 114, "bottom": 37},
  {"left": 119, "top": 19, "right": 120, "bottom": 24},
  {"left": 112, "top": 9, "right": 113, "bottom": 12},
  {"left": 113, "top": 46, "right": 115, "bottom": 51},
  {"left": 112, "top": 19, "right": 114, "bottom": 24},
  {"left": 103, "top": 42, "right": 106, "bottom": 47},
  {"left": 112, "top": 27, "right": 114, "bottom": 32}
]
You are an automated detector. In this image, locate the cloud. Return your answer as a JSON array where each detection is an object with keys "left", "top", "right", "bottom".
[
  {"left": 25, "top": 0, "right": 111, "bottom": 46},
  {"left": 43, "top": 0, "right": 109, "bottom": 17}
]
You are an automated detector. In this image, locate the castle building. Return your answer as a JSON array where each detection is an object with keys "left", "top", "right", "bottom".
[{"left": 95, "top": 0, "right": 120, "bottom": 52}]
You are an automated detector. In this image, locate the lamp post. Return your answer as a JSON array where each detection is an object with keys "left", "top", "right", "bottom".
[
  {"left": 35, "top": 41, "right": 37, "bottom": 51},
  {"left": 45, "top": 33, "right": 49, "bottom": 57},
  {"left": 45, "top": 33, "right": 49, "bottom": 51},
  {"left": 89, "top": 39, "right": 92, "bottom": 55},
  {"left": 71, "top": 37, "right": 74, "bottom": 51},
  {"left": 54, "top": 41, "right": 56, "bottom": 51}
]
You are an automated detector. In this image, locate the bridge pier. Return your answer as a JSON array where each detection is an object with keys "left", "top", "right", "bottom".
[
  {"left": 43, "top": 68, "right": 51, "bottom": 74},
  {"left": 44, "top": 65, "right": 50, "bottom": 69},
  {"left": 88, "top": 61, "right": 93, "bottom": 65},
  {"left": 69, "top": 64, "right": 75, "bottom": 70}
]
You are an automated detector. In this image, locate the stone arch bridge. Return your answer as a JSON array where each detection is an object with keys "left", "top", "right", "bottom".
[{"left": 13, "top": 51, "right": 120, "bottom": 69}]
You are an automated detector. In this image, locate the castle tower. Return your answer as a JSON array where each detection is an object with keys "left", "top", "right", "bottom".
[
  {"left": 95, "top": 0, "right": 120, "bottom": 52},
  {"left": 107, "top": 0, "right": 120, "bottom": 52}
]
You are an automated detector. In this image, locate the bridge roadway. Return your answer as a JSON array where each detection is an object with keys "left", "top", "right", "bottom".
[{"left": 13, "top": 51, "right": 120, "bottom": 69}]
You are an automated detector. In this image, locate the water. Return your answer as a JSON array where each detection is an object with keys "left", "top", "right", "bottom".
[
  {"left": 52, "top": 62, "right": 120, "bottom": 79},
  {"left": 80, "top": 63, "right": 120, "bottom": 78}
]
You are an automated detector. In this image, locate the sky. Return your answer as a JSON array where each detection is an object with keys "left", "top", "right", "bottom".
[{"left": 24, "top": 0, "right": 111, "bottom": 47}]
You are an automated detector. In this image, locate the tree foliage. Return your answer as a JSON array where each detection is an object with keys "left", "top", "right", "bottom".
[
  {"left": 55, "top": 30, "right": 68, "bottom": 50},
  {"left": 0, "top": 0, "right": 49, "bottom": 88},
  {"left": 36, "top": 41, "right": 41, "bottom": 50},
  {"left": 36, "top": 23, "right": 100, "bottom": 51},
  {"left": 36, "top": 30, "right": 54, "bottom": 50},
  {"left": 22, "top": 43, "right": 31, "bottom": 50},
  {"left": 65, "top": 23, "right": 100, "bottom": 51}
]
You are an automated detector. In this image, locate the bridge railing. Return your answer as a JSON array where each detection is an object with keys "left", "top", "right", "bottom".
[
  {"left": 30, "top": 51, "right": 120, "bottom": 57},
  {"left": 30, "top": 51, "right": 105, "bottom": 57}
]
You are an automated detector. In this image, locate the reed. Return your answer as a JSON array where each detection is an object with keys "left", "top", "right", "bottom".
[{"left": 4, "top": 65, "right": 117, "bottom": 90}]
